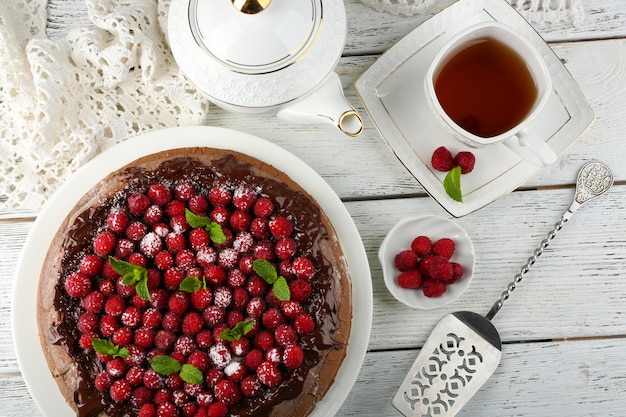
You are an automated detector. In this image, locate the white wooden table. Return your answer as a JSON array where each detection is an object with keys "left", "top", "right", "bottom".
[{"left": 2, "top": 1, "right": 626, "bottom": 416}]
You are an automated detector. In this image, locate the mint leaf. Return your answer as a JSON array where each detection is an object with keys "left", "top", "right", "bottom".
[
  {"left": 109, "top": 256, "right": 151, "bottom": 301},
  {"left": 272, "top": 277, "right": 291, "bottom": 301},
  {"left": 150, "top": 355, "right": 182, "bottom": 376},
  {"left": 253, "top": 259, "right": 278, "bottom": 284},
  {"left": 443, "top": 166, "right": 463, "bottom": 202},
  {"left": 180, "top": 364, "right": 204, "bottom": 384},
  {"left": 91, "top": 338, "right": 129, "bottom": 359},
  {"left": 179, "top": 276, "right": 205, "bottom": 293},
  {"left": 220, "top": 320, "right": 255, "bottom": 342},
  {"left": 209, "top": 222, "right": 227, "bottom": 244}
]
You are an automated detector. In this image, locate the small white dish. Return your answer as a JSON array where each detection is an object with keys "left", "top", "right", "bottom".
[
  {"left": 355, "top": 0, "right": 594, "bottom": 217},
  {"left": 378, "top": 215, "right": 475, "bottom": 309}
]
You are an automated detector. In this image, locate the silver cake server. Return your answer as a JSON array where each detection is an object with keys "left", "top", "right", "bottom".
[{"left": 392, "top": 161, "right": 614, "bottom": 417}]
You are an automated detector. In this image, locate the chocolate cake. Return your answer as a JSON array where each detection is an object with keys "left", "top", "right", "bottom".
[{"left": 37, "top": 147, "right": 352, "bottom": 417}]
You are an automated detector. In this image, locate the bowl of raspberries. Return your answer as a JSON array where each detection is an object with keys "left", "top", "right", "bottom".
[{"left": 378, "top": 215, "right": 475, "bottom": 309}]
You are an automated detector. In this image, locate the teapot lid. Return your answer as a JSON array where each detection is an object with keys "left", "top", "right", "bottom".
[{"left": 189, "top": 0, "right": 322, "bottom": 74}]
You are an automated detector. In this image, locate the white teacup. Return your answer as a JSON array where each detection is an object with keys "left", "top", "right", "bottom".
[{"left": 425, "top": 21, "right": 556, "bottom": 166}]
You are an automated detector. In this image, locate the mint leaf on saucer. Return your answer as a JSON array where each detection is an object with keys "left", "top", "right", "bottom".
[{"left": 444, "top": 166, "right": 463, "bottom": 202}]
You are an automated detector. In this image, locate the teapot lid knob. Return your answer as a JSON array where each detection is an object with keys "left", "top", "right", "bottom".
[{"left": 231, "top": 0, "right": 272, "bottom": 14}]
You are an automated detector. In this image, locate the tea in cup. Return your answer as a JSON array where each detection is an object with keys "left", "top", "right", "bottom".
[{"left": 425, "top": 21, "right": 556, "bottom": 166}]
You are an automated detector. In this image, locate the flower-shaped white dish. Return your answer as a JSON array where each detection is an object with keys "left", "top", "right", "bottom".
[{"left": 378, "top": 215, "right": 475, "bottom": 309}]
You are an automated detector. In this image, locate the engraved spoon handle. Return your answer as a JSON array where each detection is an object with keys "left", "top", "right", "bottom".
[{"left": 485, "top": 162, "right": 613, "bottom": 320}]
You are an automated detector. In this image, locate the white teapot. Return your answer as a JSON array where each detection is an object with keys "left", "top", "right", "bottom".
[{"left": 168, "top": 0, "right": 364, "bottom": 136}]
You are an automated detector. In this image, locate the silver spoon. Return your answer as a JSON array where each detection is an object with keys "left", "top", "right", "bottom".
[{"left": 393, "top": 161, "right": 614, "bottom": 417}]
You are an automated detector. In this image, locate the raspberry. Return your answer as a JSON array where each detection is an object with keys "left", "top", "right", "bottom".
[
  {"left": 196, "top": 246, "right": 217, "bottom": 268},
  {"left": 195, "top": 330, "right": 214, "bottom": 350},
  {"left": 106, "top": 358, "right": 128, "bottom": 378},
  {"left": 187, "top": 351, "right": 210, "bottom": 372},
  {"left": 240, "top": 375, "right": 262, "bottom": 397},
  {"left": 431, "top": 146, "right": 455, "bottom": 172},
  {"left": 170, "top": 214, "right": 190, "bottom": 234},
  {"left": 174, "top": 181, "right": 196, "bottom": 201},
  {"left": 256, "top": 362, "right": 282, "bottom": 387},
  {"left": 274, "top": 237, "right": 298, "bottom": 260},
  {"left": 432, "top": 237, "right": 456, "bottom": 259},
  {"left": 175, "top": 335, "right": 197, "bottom": 357},
  {"left": 410, "top": 235, "right": 432, "bottom": 257},
  {"left": 275, "top": 324, "right": 298, "bottom": 347},
  {"left": 246, "top": 276, "right": 268, "bottom": 297},
  {"left": 155, "top": 251, "right": 174, "bottom": 271},
  {"left": 420, "top": 255, "right": 454, "bottom": 281},
  {"left": 124, "top": 345, "right": 146, "bottom": 367},
  {"left": 209, "top": 342, "right": 232, "bottom": 369},
  {"left": 224, "top": 360, "right": 247, "bottom": 383},
  {"left": 154, "top": 389, "right": 172, "bottom": 405},
  {"left": 227, "top": 269, "right": 246, "bottom": 288},
  {"left": 397, "top": 270, "right": 422, "bottom": 289},
  {"left": 283, "top": 344, "right": 304, "bottom": 368},
  {"left": 110, "top": 379, "right": 132, "bottom": 402},
  {"left": 218, "top": 248, "right": 239, "bottom": 270},
  {"left": 169, "top": 291, "right": 191, "bottom": 314},
  {"left": 165, "top": 233, "right": 186, "bottom": 254},
  {"left": 230, "top": 337, "right": 251, "bottom": 357},
  {"left": 203, "top": 306, "right": 226, "bottom": 327},
  {"left": 78, "top": 312, "right": 99, "bottom": 333},
  {"left": 94, "top": 231, "right": 116, "bottom": 256},
  {"left": 157, "top": 402, "right": 178, "bottom": 417},
  {"left": 166, "top": 374, "right": 184, "bottom": 391},
  {"left": 79, "top": 254, "right": 104, "bottom": 276},
  {"left": 153, "top": 223, "right": 171, "bottom": 237},
  {"left": 226, "top": 310, "right": 245, "bottom": 329},
  {"left": 139, "top": 404, "right": 157, "bottom": 417},
  {"left": 294, "top": 313, "right": 315, "bottom": 335},
  {"left": 107, "top": 210, "right": 130, "bottom": 233},
  {"left": 254, "top": 330, "right": 275, "bottom": 351},
  {"left": 207, "top": 402, "right": 228, "bottom": 417},
  {"left": 126, "top": 221, "right": 148, "bottom": 242},
  {"left": 250, "top": 218, "right": 269, "bottom": 239},
  {"left": 233, "top": 185, "right": 257, "bottom": 211},
  {"left": 262, "top": 308, "right": 284, "bottom": 330},
  {"left": 82, "top": 290, "right": 105, "bottom": 313},
  {"left": 422, "top": 279, "right": 448, "bottom": 297},
  {"left": 131, "top": 386, "right": 153, "bottom": 407},
  {"left": 450, "top": 262, "right": 464, "bottom": 283},
  {"left": 134, "top": 327, "right": 155, "bottom": 348},
  {"left": 128, "top": 193, "right": 151, "bottom": 217},
  {"left": 163, "top": 267, "right": 185, "bottom": 290},
  {"left": 246, "top": 297, "right": 266, "bottom": 318},
  {"left": 210, "top": 206, "right": 230, "bottom": 226},
  {"left": 182, "top": 311, "right": 204, "bottom": 335},
  {"left": 253, "top": 197, "right": 274, "bottom": 218},
  {"left": 289, "top": 280, "right": 312, "bottom": 302},
  {"left": 244, "top": 349, "right": 264, "bottom": 371},
  {"left": 112, "top": 327, "right": 134, "bottom": 347},
  {"left": 94, "top": 371, "right": 113, "bottom": 391},
  {"left": 143, "top": 308, "right": 163, "bottom": 329},
  {"left": 455, "top": 151, "right": 476, "bottom": 174},
  {"left": 233, "top": 232, "right": 254, "bottom": 254},
  {"left": 252, "top": 240, "right": 275, "bottom": 261},
  {"left": 265, "top": 347, "right": 282, "bottom": 364},
  {"left": 104, "top": 294, "right": 125, "bottom": 316},
  {"left": 189, "top": 228, "right": 210, "bottom": 251},
  {"left": 268, "top": 217, "right": 293, "bottom": 239},
  {"left": 281, "top": 300, "right": 303, "bottom": 320},
  {"left": 115, "top": 239, "right": 135, "bottom": 259},
  {"left": 79, "top": 332, "right": 98, "bottom": 349},
  {"left": 128, "top": 252, "right": 148, "bottom": 268},
  {"left": 232, "top": 288, "right": 250, "bottom": 310},
  {"left": 191, "top": 287, "right": 213, "bottom": 311},
  {"left": 126, "top": 366, "right": 146, "bottom": 387},
  {"left": 213, "top": 287, "right": 232, "bottom": 309},
  {"left": 144, "top": 205, "right": 164, "bottom": 225},
  {"left": 394, "top": 250, "right": 418, "bottom": 272},
  {"left": 208, "top": 186, "right": 232, "bottom": 206},
  {"left": 150, "top": 289, "right": 169, "bottom": 309},
  {"left": 188, "top": 194, "right": 209, "bottom": 214},
  {"left": 292, "top": 257, "right": 315, "bottom": 280},
  {"left": 148, "top": 183, "right": 172, "bottom": 206},
  {"left": 155, "top": 330, "right": 177, "bottom": 350},
  {"left": 165, "top": 200, "right": 186, "bottom": 217},
  {"left": 230, "top": 210, "right": 252, "bottom": 231},
  {"left": 65, "top": 272, "right": 92, "bottom": 298},
  {"left": 143, "top": 368, "right": 165, "bottom": 390},
  {"left": 121, "top": 306, "right": 142, "bottom": 328},
  {"left": 205, "top": 265, "right": 227, "bottom": 287},
  {"left": 162, "top": 312, "right": 182, "bottom": 332}
]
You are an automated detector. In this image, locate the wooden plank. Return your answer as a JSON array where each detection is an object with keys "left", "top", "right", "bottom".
[{"left": 2, "top": 337, "right": 626, "bottom": 416}]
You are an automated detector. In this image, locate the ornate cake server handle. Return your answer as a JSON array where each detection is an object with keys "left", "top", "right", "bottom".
[{"left": 486, "top": 161, "right": 614, "bottom": 320}]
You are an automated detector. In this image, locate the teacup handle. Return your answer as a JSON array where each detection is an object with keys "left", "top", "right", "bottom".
[{"left": 503, "top": 129, "right": 557, "bottom": 167}]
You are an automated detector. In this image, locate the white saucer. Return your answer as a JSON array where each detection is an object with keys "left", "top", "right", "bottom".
[{"left": 355, "top": 0, "right": 594, "bottom": 217}]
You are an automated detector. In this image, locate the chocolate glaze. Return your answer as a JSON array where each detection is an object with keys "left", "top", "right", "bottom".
[{"left": 49, "top": 152, "right": 345, "bottom": 417}]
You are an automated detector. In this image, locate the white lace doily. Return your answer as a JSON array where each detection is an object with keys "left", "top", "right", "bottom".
[
  {"left": 0, "top": 0, "right": 210, "bottom": 211},
  {"left": 359, "top": 0, "right": 585, "bottom": 24}
]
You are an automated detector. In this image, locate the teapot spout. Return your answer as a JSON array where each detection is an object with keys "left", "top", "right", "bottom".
[{"left": 277, "top": 72, "right": 364, "bottom": 137}]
